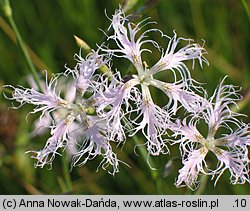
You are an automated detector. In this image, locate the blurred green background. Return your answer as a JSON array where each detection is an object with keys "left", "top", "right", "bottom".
[{"left": 0, "top": 0, "right": 249, "bottom": 194}]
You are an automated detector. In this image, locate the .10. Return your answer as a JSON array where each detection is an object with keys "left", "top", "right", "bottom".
[{"left": 234, "top": 199, "right": 247, "bottom": 208}]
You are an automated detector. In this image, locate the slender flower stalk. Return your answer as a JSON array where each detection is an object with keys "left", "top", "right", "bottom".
[{"left": 2, "top": 0, "right": 42, "bottom": 90}]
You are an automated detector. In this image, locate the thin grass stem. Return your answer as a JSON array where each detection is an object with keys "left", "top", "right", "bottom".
[{"left": 3, "top": 0, "right": 42, "bottom": 90}]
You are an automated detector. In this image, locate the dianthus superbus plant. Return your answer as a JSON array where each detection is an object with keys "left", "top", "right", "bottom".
[{"left": 5, "top": 8, "right": 250, "bottom": 190}]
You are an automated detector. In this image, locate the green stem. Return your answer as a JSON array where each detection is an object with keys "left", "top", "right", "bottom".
[
  {"left": 231, "top": 87, "right": 250, "bottom": 112},
  {"left": 194, "top": 174, "right": 208, "bottom": 195},
  {"left": 132, "top": 134, "right": 163, "bottom": 194},
  {"left": 3, "top": 0, "right": 42, "bottom": 90},
  {"left": 241, "top": 0, "right": 250, "bottom": 21},
  {"left": 62, "top": 151, "right": 73, "bottom": 193}
]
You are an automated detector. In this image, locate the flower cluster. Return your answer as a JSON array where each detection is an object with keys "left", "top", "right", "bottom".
[{"left": 6, "top": 8, "right": 249, "bottom": 189}]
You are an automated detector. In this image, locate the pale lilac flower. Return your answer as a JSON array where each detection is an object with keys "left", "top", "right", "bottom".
[
  {"left": 97, "top": 8, "right": 208, "bottom": 157},
  {"left": 30, "top": 113, "right": 75, "bottom": 168},
  {"left": 66, "top": 50, "right": 106, "bottom": 95},
  {"left": 6, "top": 73, "right": 70, "bottom": 118},
  {"left": 105, "top": 8, "right": 157, "bottom": 74},
  {"left": 31, "top": 77, "right": 76, "bottom": 136},
  {"left": 174, "top": 79, "right": 250, "bottom": 189},
  {"left": 129, "top": 85, "right": 171, "bottom": 156},
  {"left": 7, "top": 51, "right": 121, "bottom": 173},
  {"left": 146, "top": 32, "right": 208, "bottom": 79},
  {"left": 150, "top": 79, "right": 208, "bottom": 115},
  {"left": 96, "top": 72, "right": 141, "bottom": 143},
  {"left": 72, "top": 116, "right": 120, "bottom": 175},
  {"left": 105, "top": 8, "right": 208, "bottom": 78}
]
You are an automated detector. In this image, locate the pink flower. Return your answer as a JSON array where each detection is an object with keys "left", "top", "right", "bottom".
[
  {"left": 174, "top": 79, "right": 250, "bottom": 189},
  {"left": 147, "top": 32, "right": 208, "bottom": 79},
  {"left": 6, "top": 73, "right": 70, "bottom": 118},
  {"left": 29, "top": 114, "right": 75, "bottom": 168},
  {"left": 96, "top": 8, "right": 208, "bottom": 159},
  {"left": 7, "top": 53, "right": 122, "bottom": 173},
  {"left": 129, "top": 85, "right": 170, "bottom": 156},
  {"left": 71, "top": 116, "right": 120, "bottom": 175},
  {"left": 105, "top": 8, "right": 157, "bottom": 74},
  {"left": 66, "top": 50, "right": 106, "bottom": 95}
]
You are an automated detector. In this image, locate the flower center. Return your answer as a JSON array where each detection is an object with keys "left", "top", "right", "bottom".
[
  {"left": 133, "top": 74, "right": 153, "bottom": 86},
  {"left": 204, "top": 137, "right": 217, "bottom": 151}
]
